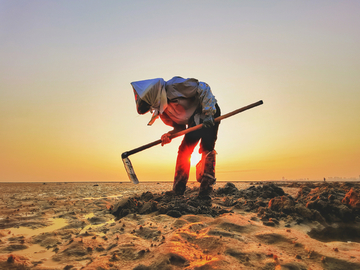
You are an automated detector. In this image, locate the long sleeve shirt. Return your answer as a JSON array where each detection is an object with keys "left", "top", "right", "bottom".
[{"left": 160, "top": 76, "right": 217, "bottom": 128}]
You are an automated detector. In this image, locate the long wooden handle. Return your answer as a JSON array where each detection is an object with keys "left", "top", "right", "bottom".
[{"left": 121, "top": 100, "right": 263, "bottom": 158}]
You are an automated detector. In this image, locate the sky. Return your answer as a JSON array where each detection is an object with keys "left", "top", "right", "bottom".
[{"left": 1, "top": 0, "right": 359, "bottom": 183}]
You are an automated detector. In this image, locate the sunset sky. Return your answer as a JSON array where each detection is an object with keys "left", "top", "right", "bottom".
[{"left": 1, "top": 1, "right": 359, "bottom": 183}]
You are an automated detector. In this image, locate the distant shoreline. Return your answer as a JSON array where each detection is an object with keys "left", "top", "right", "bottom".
[{"left": 1, "top": 179, "right": 359, "bottom": 184}]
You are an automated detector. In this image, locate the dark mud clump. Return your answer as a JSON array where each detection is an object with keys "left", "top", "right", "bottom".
[
  {"left": 224, "top": 182, "right": 360, "bottom": 227},
  {"left": 307, "top": 223, "right": 360, "bottom": 242},
  {"left": 111, "top": 187, "right": 230, "bottom": 220},
  {"left": 216, "top": 182, "right": 285, "bottom": 199},
  {"left": 295, "top": 182, "right": 360, "bottom": 223},
  {"left": 214, "top": 182, "right": 360, "bottom": 243},
  {"left": 133, "top": 253, "right": 188, "bottom": 270},
  {"left": 110, "top": 182, "right": 360, "bottom": 243}
]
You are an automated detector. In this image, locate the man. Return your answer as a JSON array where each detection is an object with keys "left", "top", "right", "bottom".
[{"left": 131, "top": 76, "right": 220, "bottom": 197}]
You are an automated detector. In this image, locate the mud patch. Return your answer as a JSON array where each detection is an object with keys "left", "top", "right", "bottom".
[
  {"left": 1, "top": 244, "right": 28, "bottom": 252},
  {"left": 255, "top": 233, "right": 292, "bottom": 244},
  {"left": 207, "top": 229, "right": 235, "bottom": 238},
  {"left": 278, "top": 262, "right": 307, "bottom": 270},
  {"left": 143, "top": 253, "right": 188, "bottom": 270},
  {"left": 217, "top": 222, "right": 255, "bottom": 233},
  {"left": 322, "top": 256, "right": 360, "bottom": 270},
  {"left": 111, "top": 189, "right": 231, "bottom": 220},
  {"left": 308, "top": 223, "right": 360, "bottom": 242}
]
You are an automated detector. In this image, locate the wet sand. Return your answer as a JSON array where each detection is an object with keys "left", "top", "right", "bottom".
[{"left": 0, "top": 181, "right": 359, "bottom": 270}]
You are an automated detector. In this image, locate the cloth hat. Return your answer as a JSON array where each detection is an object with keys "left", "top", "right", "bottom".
[{"left": 130, "top": 78, "right": 168, "bottom": 125}]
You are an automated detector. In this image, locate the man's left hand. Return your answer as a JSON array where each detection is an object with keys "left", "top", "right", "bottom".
[{"left": 203, "top": 115, "right": 215, "bottom": 128}]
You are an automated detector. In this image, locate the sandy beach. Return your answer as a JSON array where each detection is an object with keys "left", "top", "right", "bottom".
[{"left": 0, "top": 181, "right": 359, "bottom": 270}]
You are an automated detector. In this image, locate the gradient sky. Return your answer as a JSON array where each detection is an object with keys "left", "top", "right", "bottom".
[{"left": 1, "top": 1, "right": 359, "bottom": 182}]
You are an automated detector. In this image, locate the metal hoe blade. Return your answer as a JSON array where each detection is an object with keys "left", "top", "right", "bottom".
[{"left": 122, "top": 156, "right": 139, "bottom": 184}]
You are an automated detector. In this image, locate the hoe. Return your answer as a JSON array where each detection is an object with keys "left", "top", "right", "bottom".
[{"left": 122, "top": 100, "right": 263, "bottom": 184}]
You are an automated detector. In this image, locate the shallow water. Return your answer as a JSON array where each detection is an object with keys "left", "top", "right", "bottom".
[{"left": 8, "top": 218, "right": 68, "bottom": 237}]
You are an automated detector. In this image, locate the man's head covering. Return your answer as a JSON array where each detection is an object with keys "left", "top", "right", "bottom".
[{"left": 130, "top": 78, "right": 168, "bottom": 125}]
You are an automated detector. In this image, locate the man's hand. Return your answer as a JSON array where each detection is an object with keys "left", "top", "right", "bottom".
[
  {"left": 203, "top": 115, "right": 215, "bottom": 128},
  {"left": 161, "top": 133, "right": 172, "bottom": 146}
]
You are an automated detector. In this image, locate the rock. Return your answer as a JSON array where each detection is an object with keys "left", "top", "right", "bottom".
[
  {"left": 140, "top": 191, "right": 154, "bottom": 202},
  {"left": 295, "top": 204, "right": 313, "bottom": 219},
  {"left": 7, "top": 254, "right": 15, "bottom": 263},
  {"left": 112, "top": 197, "right": 138, "bottom": 219},
  {"left": 296, "top": 187, "right": 311, "bottom": 199},
  {"left": 268, "top": 196, "right": 294, "bottom": 213},
  {"left": 216, "top": 182, "right": 238, "bottom": 195},
  {"left": 221, "top": 197, "right": 236, "bottom": 207},
  {"left": 139, "top": 200, "right": 158, "bottom": 215},
  {"left": 295, "top": 217, "right": 303, "bottom": 224},
  {"left": 263, "top": 221, "right": 275, "bottom": 227},
  {"left": 166, "top": 210, "right": 182, "bottom": 218},
  {"left": 342, "top": 188, "right": 360, "bottom": 209},
  {"left": 3, "top": 244, "right": 28, "bottom": 252},
  {"left": 269, "top": 218, "right": 279, "bottom": 225},
  {"left": 311, "top": 210, "right": 326, "bottom": 224},
  {"left": 334, "top": 204, "right": 353, "bottom": 221},
  {"left": 261, "top": 183, "right": 285, "bottom": 199}
]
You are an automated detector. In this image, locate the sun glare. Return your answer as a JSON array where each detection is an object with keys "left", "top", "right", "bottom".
[{"left": 190, "top": 151, "right": 202, "bottom": 166}]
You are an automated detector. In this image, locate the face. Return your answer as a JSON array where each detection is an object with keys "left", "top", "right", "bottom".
[
  {"left": 134, "top": 88, "right": 150, "bottom": 114},
  {"left": 137, "top": 99, "right": 151, "bottom": 114}
]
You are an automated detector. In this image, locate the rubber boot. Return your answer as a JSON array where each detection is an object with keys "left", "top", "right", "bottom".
[
  {"left": 198, "top": 150, "right": 217, "bottom": 198},
  {"left": 172, "top": 152, "right": 191, "bottom": 196},
  {"left": 173, "top": 170, "right": 187, "bottom": 196}
]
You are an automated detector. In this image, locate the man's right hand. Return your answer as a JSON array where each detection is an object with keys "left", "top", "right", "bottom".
[
  {"left": 161, "top": 133, "right": 172, "bottom": 146},
  {"left": 203, "top": 115, "right": 215, "bottom": 128}
]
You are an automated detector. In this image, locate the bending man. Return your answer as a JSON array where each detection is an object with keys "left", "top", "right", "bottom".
[{"left": 131, "top": 76, "right": 220, "bottom": 197}]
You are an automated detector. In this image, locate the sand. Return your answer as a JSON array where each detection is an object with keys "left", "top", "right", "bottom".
[{"left": 0, "top": 181, "right": 359, "bottom": 270}]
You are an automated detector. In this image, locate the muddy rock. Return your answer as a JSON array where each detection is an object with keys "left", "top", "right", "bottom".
[
  {"left": 263, "top": 221, "right": 275, "bottom": 227},
  {"left": 333, "top": 204, "right": 353, "bottom": 220},
  {"left": 139, "top": 200, "right": 158, "bottom": 215},
  {"left": 295, "top": 204, "right": 313, "bottom": 219},
  {"left": 295, "top": 187, "right": 311, "bottom": 199},
  {"left": 216, "top": 182, "right": 238, "bottom": 195},
  {"left": 2, "top": 244, "right": 28, "bottom": 252},
  {"left": 237, "top": 183, "right": 285, "bottom": 200},
  {"left": 311, "top": 209, "right": 327, "bottom": 224},
  {"left": 150, "top": 253, "right": 189, "bottom": 269},
  {"left": 260, "top": 183, "right": 285, "bottom": 199},
  {"left": 307, "top": 223, "right": 360, "bottom": 243},
  {"left": 52, "top": 241, "right": 90, "bottom": 262},
  {"left": 342, "top": 188, "right": 360, "bottom": 209},
  {"left": 112, "top": 197, "right": 138, "bottom": 219},
  {"left": 291, "top": 182, "right": 360, "bottom": 223},
  {"left": 111, "top": 188, "right": 230, "bottom": 220},
  {"left": 268, "top": 196, "right": 295, "bottom": 214},
  {"left": 140, "top": 191, "right": 154, "bottom": 202}
]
